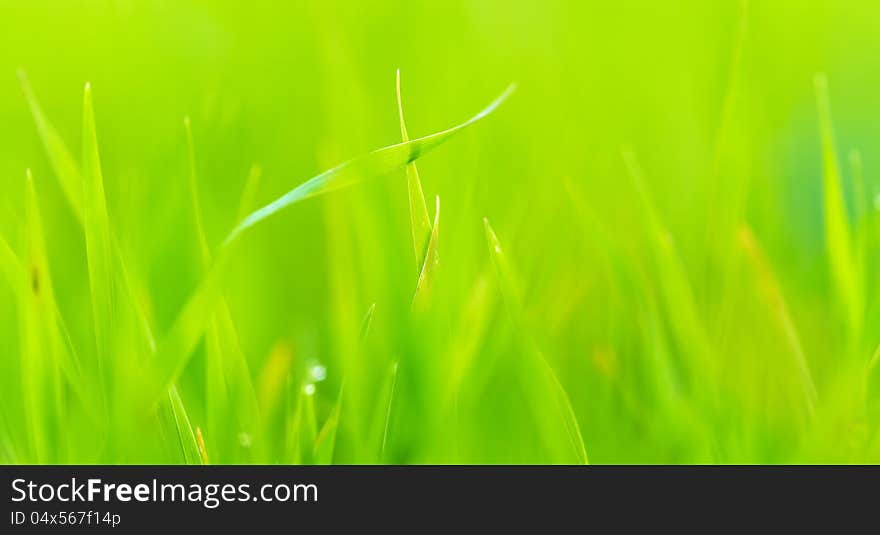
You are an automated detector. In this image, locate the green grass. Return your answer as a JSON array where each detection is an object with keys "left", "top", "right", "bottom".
[{"left": 4, "top": 0, "right": 880, "bottom": 464}]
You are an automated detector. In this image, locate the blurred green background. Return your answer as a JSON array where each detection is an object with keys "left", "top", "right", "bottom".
[{"left": 3, "top": 0, "right": 880, "bottom": 463}]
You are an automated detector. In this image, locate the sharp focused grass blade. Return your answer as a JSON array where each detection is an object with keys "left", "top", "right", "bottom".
[
  {"left": 226, "top": 84, "right": 515, "bottom": 245},
  {"left": 412, "top": 196, "right": 440, "bottom": 309},
  {"left": 483, "top": 218, "right": 588, "bottom": 464},
  {"left": 815, "top": 74, "right": 862, "bottom": 340},
  {"left": 396, "top": 70, "right": 432, "bottom": 268}
]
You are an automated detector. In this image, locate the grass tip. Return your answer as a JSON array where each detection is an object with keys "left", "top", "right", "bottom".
[
  {"left": 196, "top": 427, "right": 209, "bottom": 465},
  {"left": 483, "top": 217, "right": 502, "bottom": 252}
]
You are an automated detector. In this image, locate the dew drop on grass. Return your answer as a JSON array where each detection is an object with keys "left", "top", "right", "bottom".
[
  {"left": 309, "top": 364, "right": 327, "bottom": 382},
  {"left": 304, "top": 383, "right": 316, "bottom": 396}
]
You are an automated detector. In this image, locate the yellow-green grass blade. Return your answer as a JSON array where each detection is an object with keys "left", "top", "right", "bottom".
[
  {"left": 563, "top": 177, "right": 706, "bottom": 440},
  {"left": 738, "top": 226, "right": 818, "bottom": 415},
  {"left": 850, "top": 150, "right": 869, "bottom": 230},
  {"left": 314, "top": 384, "right": 344, "bottom": 465},
  {"left": 377, "top": 361, "right": 399, "bottom": 462},
  {"left": 226, "top": 83, "right": 515, "bottom": 245},
  {"left": 185, "top": 116, "right": 227, "bottom": 450},
  {"left": 203, "top": 305, "right": 260, "bottom": 461},
  {"left": 216, "top": 302, "right": 260, "bottom": 447},
  {"left": 442, "top": 272, "right": 497, "bottom": 408},
  {"left": 0, "top": 221, "right": 96, "bottom": 427},
  {"left": 82, "top": 83, "right": 116, "bottom": 394},
  {"left": 286, "top": 381, "right": 318, "bottom": 464},
  {"left": 850, "top": 150, "right": 870, "bottom": 298},
  {"left": 411, "top": 196, "right": 440, "bottom": 310},
  {"left": 196, "top": 427, "right": 210, "bottom": 465},
  {"left": 360, "top": 302, "right": 376, "bottom": 341},
  {"left": 333, "top": 302, "right": 378, "bottom": 463},
  {"left": 21, "top": 172, "right": 65, "bottom": 462},
  {"left": 185, "top": 117, "right": 260, "bottom": 460},
  {"left": 815, "top": 74, "right": 862, "bottom": 339},
  {"left": 19, "top": 71, "right": 83, "bottom": 222},
  {"left": 184, "top": 116, "right": 212, "bottom": 269},
  {"left": 621, "top": 148, "right": 716, "bottom": 382},
  {"left": 483, "top": 217, "right": 588, "bottom": 464},
  {"left": 235, "top": 164, "right": 264, "bottom": 224},
  {"left": 167, "top": 385, "right": 202, "bottom": 464},
  {"left": 0, "top": 232, "right": 26, "bottom": 301},
  {"left": 396, "top": 69, "right": 432, "bottom": 268},
  {"left": 144, "top": 85, "right": 514, "bottom": 407}
]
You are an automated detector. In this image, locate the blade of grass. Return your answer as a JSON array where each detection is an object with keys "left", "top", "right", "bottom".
[
  {"left": 185, "top": 117, "right": 260, "bottom": 461},
  {"left": 167, "top": 385, "right": 202, "bottom": 465},
  {"left": 396, "top": 69, "right": 432, "bottom": 268},
  {"left": 0, "top": 216, "right": 96, "bottom": 425},
  {"left": 483, "top": 217, "right": 588, "bottom": 464},
  {"left": 412, "top": 196, "right": 440, "bottom": 310},
  {"left": 738, "top": 226, "right": 818, "bottom": 414},
  {"left": 0, "top": 232, "right": 26, "bottom": 301},
  {"left": 19, "top": 71, "right": 83, "bottom": 221},
  {"left": 21, "top": 171, "right": 65, "bottom": 462},
  {"left": 226, "top": 83, "right": 515, "bottom": 245},
  {"left": 378, "top": 361, "right": 399, "bottom": 462},
  {"left": 184, "top": 116, "right": 212, "bottom": 268},
  {"left": 360, "top": 302, "right": 376, "bottom": 340},
  {"left": 334, "top": 302, "right": 378, "bottom": 462},
  {"left": 815, "top": 74, "right": 862, "bottom": 340},
  {"left": 196, "top": 427, "right": 210, "bottom": 464},
  {"left": 286, "top": 381, "right": 318, "bottom": 464},
  {"left": 621, "top": 147, "right": 716, "bottom": 383},
  {"left": 82, "top": 83, "right": 115, "bottom": 400},
  {"left": 235, "top": 164, "right": 264, "bottom": 224},
  {"left": 314, "top": 383, "right": 344, "bottom": 465}
]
